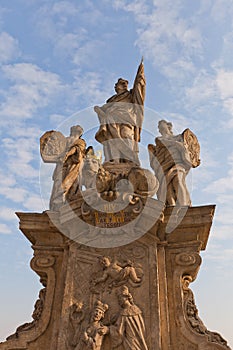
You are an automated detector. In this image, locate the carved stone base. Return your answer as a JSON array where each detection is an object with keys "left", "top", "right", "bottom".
[{"left": 0, "top": 201, "right": 231, "bottom": 350}]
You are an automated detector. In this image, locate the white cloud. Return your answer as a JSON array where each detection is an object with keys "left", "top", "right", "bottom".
[
  {"left": 0, "top": 207, "right": 16, "bottom": 221},
  {"left": 72, "top": 70, "right": 114, "bottom": 105},
  {"left": 113, "top": 0, "right": 148, "bottom": 15},
  {"left": 34, "top": 1, "right": 102, "bottom": 42},
  {"left": 0, "top": 223, "right": 11, "bottom": 234},
  {"left": 0, "top": 32, "right": 20, "bottom": 63},
  {"left": 2, "top": 62, "right": 61, "bottom": 87},
  {"left": 54, "top": 31, "right": 104, "bottom": 68},
  {"left": 53, "top": 32, "right": 86, "bottom": 58},
  {"left": 0, "top": 186, "right": 27, "bottom": 203},
  {"left": 23, "top": 195, "right": 44, "bottom": 212},
  {"left": 0, "top": 63, "right": 63, "bottom": 120},
  {"left": 203, "top": 152, "right": 233, "bottom": 220},
  {"left": 2, "top": 134, "right": 40, "bottom": 179},
  {"left": 113, "top": 0, "right": 203, "bottom": 79},
  {"left": 184, "top": 69, "right": 217, "bottom": 108},
  {"left": 215, "top": 208, "right": 233, "bottom": 226},
  {"left": 0, "top": 171, "right": 16, "bottom": 188},
  {"left": 52, "top": 1, "right": 79, "bottom": 17},
  {"left": 34, "top": 2, "right": 80, "bottom": 39},
  {"left": 210, "top": 0, "right": 233, "bottom": 22},
  {"left": 72, "top": 40, "right": 104, "bottom": 67},
  {"left": 212, "top": 224, "right": 233, "bottom": 240},
  {"left": 204, "top": 175, "right": 233, "bottom": 195},
  {"left": 213, "top": 68, "right": 233, "bottom": 119},
  {"left": 49, "top": 113, "right": 66, "bottom": 125},
  {"left": 162, "top": 59, "right": 196, "bottom": 81},
  {"left": 216, "top": 69, "right": 233, "bottom": 100}
]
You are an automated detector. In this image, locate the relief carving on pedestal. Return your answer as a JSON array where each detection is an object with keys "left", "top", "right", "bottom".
[
  {"left": 69, "top": 302, "right": 85, "bottom": 347},
  {"left": 90, "top": 256, "right": 143, "bottom": 294},
  {"left": 68, "top": 287, "right": 148, "bottom": 350},
  {"left": 69, "top": 300, "right": 109, "bottom": 350},
  {"left": 110, "top": 285, "right": 148, "bottom": 350},
  {"left": 182, "top": 275, "right": 230, "bottom": 349}
]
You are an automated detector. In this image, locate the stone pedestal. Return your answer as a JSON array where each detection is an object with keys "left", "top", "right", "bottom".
[{"left": 0, "top": 199, "right": 231, "bottom": 350}]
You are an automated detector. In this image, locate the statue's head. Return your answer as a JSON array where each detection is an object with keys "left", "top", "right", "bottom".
[
  {"left": 117, "top": 285, "right": 133, "bottom": 308},
  {"left": 70, "top": 125, "right": 83, "bottom": 137},
  {"left": 158, "top": 120, "right": 173, "bottom": 136},
  {"left": 114, "top": 78, "right": 129, "bottom": 94},
  {"left": 91, "top": 300, "right": 108, "bottom": 322},
  {"left": 99, "top": 256, "right": 111, "bottom": 268}
]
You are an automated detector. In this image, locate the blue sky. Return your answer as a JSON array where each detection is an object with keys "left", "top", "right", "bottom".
[{"left": 0, "top": 0, "right": 233, "bottom": 346}]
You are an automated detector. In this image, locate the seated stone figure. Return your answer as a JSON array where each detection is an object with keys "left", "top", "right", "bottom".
[{"left": 148, "top": 120, "right": 200, "bottom": 206}]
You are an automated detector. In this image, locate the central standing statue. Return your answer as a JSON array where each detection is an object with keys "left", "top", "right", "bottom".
[{"left": 94, "top": 58, "right": 145, "bottom": 165}]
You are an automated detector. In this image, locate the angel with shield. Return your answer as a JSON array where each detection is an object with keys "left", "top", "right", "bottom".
[
  {"left": 148, "top": 120, "right": 200, "bottom": 206},
  {"left": 40, "top": 125, "right": 86, "bottom": 209}
]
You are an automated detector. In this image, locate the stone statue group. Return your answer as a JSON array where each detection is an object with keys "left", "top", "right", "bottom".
[{"left": 40, "top": 59, "right": 200, "bottom": 211}]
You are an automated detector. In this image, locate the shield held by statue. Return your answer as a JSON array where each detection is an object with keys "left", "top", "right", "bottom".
[
  {"left": 182, "top": 128, "right": 201, "bottom": 168},
  {"left": 40, "top": 130, "right": 67, "bottom": 163}
]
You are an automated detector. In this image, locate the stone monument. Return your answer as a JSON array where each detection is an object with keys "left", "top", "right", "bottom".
[{"left": 0, "top": 60, "right": 231, "bottom": 350}]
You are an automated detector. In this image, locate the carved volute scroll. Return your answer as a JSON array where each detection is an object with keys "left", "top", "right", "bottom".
[
  {"left": 0, "top": 254, "right": 56, "bottom": 349},
  {"left": 6, "top": 288, "right": 46, "bottom": 341},
  {"left": 167, "top": 247, "right": 231, "bottom": 349},
  {"left": 182, "top": 275, "right": 230, "bottom": 349}
]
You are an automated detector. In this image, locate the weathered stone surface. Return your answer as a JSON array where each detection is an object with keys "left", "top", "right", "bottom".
[{"left": 0, "top": 201, "right": 230, "bottom": 350}]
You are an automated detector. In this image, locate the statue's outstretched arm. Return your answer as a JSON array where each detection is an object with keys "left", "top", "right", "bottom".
[{"left": 132, "top": 58, "right": 146, "bottom": 105}]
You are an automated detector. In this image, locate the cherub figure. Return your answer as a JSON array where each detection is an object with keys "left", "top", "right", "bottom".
[{"left": 92, "top": 256, "right": 142, "bottom": 290}]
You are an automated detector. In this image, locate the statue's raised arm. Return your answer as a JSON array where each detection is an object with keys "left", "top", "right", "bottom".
[
  {"left": 131, "top": 58, "right": 146, "bottom": 144},
  {"left": 131, "top": 57, "right": 146, "bottom": 106}
]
